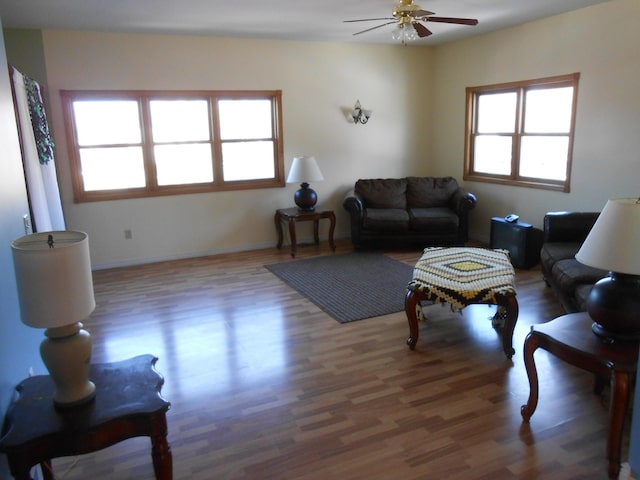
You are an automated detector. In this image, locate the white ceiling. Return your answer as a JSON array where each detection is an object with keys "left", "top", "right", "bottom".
[{"left": 0, "top": 0, "right": 608, "bottom": 46}]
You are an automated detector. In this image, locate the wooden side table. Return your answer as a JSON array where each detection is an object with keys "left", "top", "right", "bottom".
[
  {"left": 0, "top": 354, "right": 172, "bottom": 480},
  {"left": 520, "top": 313, "right": 639, "bottom": 479},
  {"left": 274, "top": 207, "right": 336, "bottom": 258}
]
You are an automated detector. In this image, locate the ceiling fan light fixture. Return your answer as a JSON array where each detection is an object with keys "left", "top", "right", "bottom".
[
  {"left": 391, "top": 25, "right": 403, "bottom": 41},
  {"left": 391, "top": 23, "right": 417, "bottom": 45},
  {"left": 346, "top": 0, "right": 478, "bottom": 43},
  {"left": 406, "top": 24, "right": 418, "bottom": 41}
]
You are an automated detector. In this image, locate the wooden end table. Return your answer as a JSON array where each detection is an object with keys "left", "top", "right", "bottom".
[
  {"left": 274, "top": 207, "right": 336, "bottom": 258},
  {"left": 405, "top": 247, "right": 519, "bottom": 358},
  {"left": 520, "top": 313, "right": 639, "bottom": 479},
  {"left": 0, "top": 354, "right": 172, "bottom": 480}
]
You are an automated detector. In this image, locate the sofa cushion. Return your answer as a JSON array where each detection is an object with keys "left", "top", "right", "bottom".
[
  {"left": 551, "top": 259, "right": 608, "bottom": 297},
  {"left": 406, "top": 177, "right": 458, "bottom": 208},
  {"left": 355, "top": 178, "right": 407, "bottom": 209},
  {"left": 362, "top": 208, "right": 410, "bottom": 232},
  {"left": 540, "top": 242, "right": 581, "bottom": 274},
  {"left": 409, "top": 208, "right": 459, "bottom": 232}
]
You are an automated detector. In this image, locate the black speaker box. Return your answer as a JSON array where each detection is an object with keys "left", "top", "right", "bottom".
[{"left": 490, "top": 217, "right": 543, "bottom": 269}]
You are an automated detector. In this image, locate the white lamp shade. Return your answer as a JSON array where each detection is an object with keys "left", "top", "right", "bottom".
[
  {"left": 12, "top": 231, "right": 96, "bottom": 329},
  {"left": 286, "top": 156, "right": 324, "bottom": 183},
  {"left": 575, "top": 198, "right": 640, "bottom": 275}
]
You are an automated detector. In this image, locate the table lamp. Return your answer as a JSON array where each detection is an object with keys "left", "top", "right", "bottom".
[
  {"left": 575, "top": 198, "right": 640, "bottom": 340},
  {"left": 286, "top": 155, "right": 324, "bottom": 211},
  {"left": 11, "top": 231, "right": 97, "bottom": 408}
]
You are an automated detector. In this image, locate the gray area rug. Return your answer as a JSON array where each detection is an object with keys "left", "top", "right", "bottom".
[{"left": 265, "top": 253, "right": 414, "bottom": 323}]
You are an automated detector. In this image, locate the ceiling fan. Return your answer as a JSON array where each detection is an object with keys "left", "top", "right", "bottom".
[{"left": 344, "top": 0, "right": 478, "bottom": 44}]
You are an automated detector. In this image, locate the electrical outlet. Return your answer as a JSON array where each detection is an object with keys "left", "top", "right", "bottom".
[{"left": 124, "top": 229, "right": 133, "bottom": 239}]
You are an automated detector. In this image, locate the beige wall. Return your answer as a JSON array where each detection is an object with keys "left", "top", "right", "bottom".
[
  {"left": 3, "top": 29, "right": 47, "bottom": 85},
  {"left": 19, "top": 0, "right": 640, "bottom": 266},
  {"left": 430, "top": 0, "right": 640, "bottom": 242},
  {"left": 0, "top": 17, "right": 45, "bottom": 429},
  {"left": 41, "top": 32, "right": 434, "bottom": 267}
]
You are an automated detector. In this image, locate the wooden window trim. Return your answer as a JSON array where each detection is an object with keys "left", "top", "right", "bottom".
[
  {"left": 463, "top": 73, "right": 579, "bottom": 192},
  {"left": 61, "top": 89, "right": 285, "bottom": 203}
]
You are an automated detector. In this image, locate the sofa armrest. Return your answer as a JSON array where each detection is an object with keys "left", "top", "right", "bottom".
[
  {"left": 543, "top": 211, "right": 600, "bottom": 243},
  {"left": 450, "top": 188, "right": 477, "bottom": 215},
  {"left": 343, "top": 188, "right": 365, "bottom": 216},
  {"left": 343, "top": 188, "right": 366, "bottom": 247}
]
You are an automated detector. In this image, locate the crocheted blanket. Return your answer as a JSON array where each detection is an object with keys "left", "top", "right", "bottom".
[{"left": 408, "top": 246, "right": 516, "bottom": 310}]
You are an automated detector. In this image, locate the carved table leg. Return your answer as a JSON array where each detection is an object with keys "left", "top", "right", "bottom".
[
  {"left": 151, "top": 414, "right": 173, "bottom": 480},
  {"left": 405, "top": 289, "right": 421, "bottom": 350},
  {"left": 327, "top": 212, "right": 336, "bottom": 251},
  {"left": 500, "top": 295, "right": 519, "bottom": 359},
  {"left": 287, "top": 218, "right": 297, "bottom": 258},
  {"left": 607, "top": 370, "right": 631, "bottom": 479},
  {"left": 520, "top": 329, "right": 541, "bottom": 422}
]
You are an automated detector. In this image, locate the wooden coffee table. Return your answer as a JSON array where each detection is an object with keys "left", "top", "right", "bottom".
[
  {"left": 405, "top": 247, "right": 519, "bottom": 358},
  {"left": 0, "top": 354, "right": 172, "bottom": 480},
  {"left": 520, "top": 313, "right": 639, "bottom": 479}
]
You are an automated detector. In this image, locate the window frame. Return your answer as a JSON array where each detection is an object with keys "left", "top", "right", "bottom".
[
  {"left": 61, "top": 89, "right": 285, "bottom": 203},
  {"left": 464, "top": 73, "right": 579, "bottom": 192}
]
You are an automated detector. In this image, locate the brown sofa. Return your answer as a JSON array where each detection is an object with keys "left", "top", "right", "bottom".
[
  {"left": 342, "top": 176, "right": 477, "bottom": 249},
  {"left": 540, "top": 211, "right": 608, "bottom": 312}
]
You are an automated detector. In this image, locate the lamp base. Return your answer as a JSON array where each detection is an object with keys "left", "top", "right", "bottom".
[
  {"left": 591, "top": 322, "right": 640, "bottom": 341},
  {"left": 587, "top": 273, "right": 640, "bottom": 341},
  {"left": 41, "top": 322, "right": 96, "bottom": 408},
  {"left": 294, "top": 182, "right": 318, "bottom": 211}
]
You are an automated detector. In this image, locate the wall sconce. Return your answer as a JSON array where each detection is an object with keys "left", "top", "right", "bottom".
[{"left": 351, "top": 100, "right": 372, "bottom": 125}]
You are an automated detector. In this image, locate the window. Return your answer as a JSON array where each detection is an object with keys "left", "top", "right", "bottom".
[
  {"left": 61, "top": 90, "right": 284, "bottom": 202},
  {"left": 464, "top": 73, "right": 579, "bottom": 192}
]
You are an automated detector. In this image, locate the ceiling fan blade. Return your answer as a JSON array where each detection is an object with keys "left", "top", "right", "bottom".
[
  {"left": 426, "top": 16, "right": 479, "bottom": 26},
  {"left": 413, "top": 22, "right": 432, "bottom": 38},
  {"left": 413, "top": 10, "right": 434, "bottom": 17},
  {"left": 352, "top": 21, "right": 397, "bottom": 36},
  {"left": 344, "top": 17, "right": 394, "bottom": 23}
]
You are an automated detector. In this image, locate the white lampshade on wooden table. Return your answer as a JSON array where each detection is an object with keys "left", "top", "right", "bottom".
[
  {"left": 286, "top": 155, "right": 324, "bottom": 211},
  {"left": 12, "top": 231, "right": 97, "bottom": 407},
  {"left": 575, "top": 198, "right": 640, "bottom": 339}
]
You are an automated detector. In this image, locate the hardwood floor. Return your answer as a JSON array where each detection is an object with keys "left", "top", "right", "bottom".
[{"left": 50, "top": 240, "right": 625, "bottom": 479}]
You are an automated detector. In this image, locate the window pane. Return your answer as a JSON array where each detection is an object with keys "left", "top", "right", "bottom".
[
  {"left": 524, "top": 87, "right": 573, "bottom": 133},
  {"left": 150, "top": 100, "right": 210, "bottom": 142},
  {"left": 520, "top": 136, "right": 569, "bottom": 180},
  {"left": 154, "top": 144, "right": 214, "bottom": 186},
  {"left": 73, "top": 101, "right": 141, "bottom": 146},
  {"left": 221, "top": 141, "right": 275, "bottom": 181},
  {"left": 477, "top": 92, "right": 517, "bottom": 133},
  {"left": 219, "top": 100, "right": 272, "bottom": 140},
  {"left": 473, "top": 135, "right": 512, "bottom": 175},
  {"left": 80, "top": 147, "right": 145, "bottom": 190}
]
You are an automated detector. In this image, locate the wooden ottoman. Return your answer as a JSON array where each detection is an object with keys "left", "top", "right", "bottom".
[{"left": 405, "top": 246, "right": 519, "bottom": 358}]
